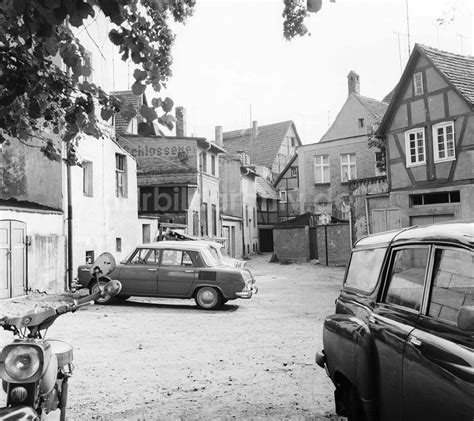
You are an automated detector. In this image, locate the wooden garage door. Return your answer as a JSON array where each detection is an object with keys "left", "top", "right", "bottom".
[{"left": 410, "top": 214, "right": 455, "bottom": 226}]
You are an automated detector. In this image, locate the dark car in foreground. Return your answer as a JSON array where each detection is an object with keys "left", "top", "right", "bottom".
[
  {"left": 316, "top": 221, "right": 473, "bottom": 421},
  {"left": 75, "top": 241, "right": 257, "bottom": 310}
]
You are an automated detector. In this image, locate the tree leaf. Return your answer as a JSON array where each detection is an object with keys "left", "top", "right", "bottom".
[
  {"left": 151, "top": 97, "right": 162, "bottom": 108},
  {"left": 44, "top": 37, "right": 59, "bottom": 56},
  {"left": 139, "top": 104, "right": 157, "bottom": 122},
  {"left": 100, "top": 107, "right": 114, "bottom": 121},
  {"left": 131, "top": 81, "right": 146, "bottom": 96},
  {"left": 137, "top": 122, "right": 154, "bottom": 136},
  {"left": 162, "top": 97, "right": 174, "bottom": 113},
  {"left": 108, "top": 29, "right": 124, "bottom": 46},
  {"left": 133, "top": 68, "right": 148, "bottom": 82}
]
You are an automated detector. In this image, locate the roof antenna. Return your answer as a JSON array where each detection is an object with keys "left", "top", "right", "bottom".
[{"left": 405, "top": 0, "right": 411, "bottom": 56}]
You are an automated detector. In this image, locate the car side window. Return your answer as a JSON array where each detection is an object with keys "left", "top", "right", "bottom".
[
  {"left": 130, "top": 248, "right": 152, "bottom": 264},
  {"left": 161, "top": 250, "right": 194, "bottom": 267},
  {"left": 145, "top": 249, "right": 160, "bottom": 265},
  {"left": 384, "top": 247, "right": 429, "bottom": 311},
  {"left": 428, "top": 248, "right": 474, "bottom": 324},
  {"left": 344, "top": 247, "right": 386, "bottom": 292}
]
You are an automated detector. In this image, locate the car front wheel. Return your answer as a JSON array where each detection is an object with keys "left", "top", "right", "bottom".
[{"left": 195, "top": 287, "right": 222, "bottom": 310}]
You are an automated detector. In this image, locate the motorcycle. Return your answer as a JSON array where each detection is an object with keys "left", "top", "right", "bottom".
[{"left": 0, "top": 253, "right": 121, "bottom": 420}]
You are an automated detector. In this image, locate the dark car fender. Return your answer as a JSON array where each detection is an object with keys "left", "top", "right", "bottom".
[{"left": 324, "top": 314, "right": 377, "bottom": 403}]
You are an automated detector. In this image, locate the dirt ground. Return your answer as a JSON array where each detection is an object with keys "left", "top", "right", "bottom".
[{"left": 0, "top": 254, "right": 345, "bottom": 420}]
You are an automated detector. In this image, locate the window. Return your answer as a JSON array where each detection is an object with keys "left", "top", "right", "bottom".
[
  {"left": 211, "top": 155, "right": 216, "bottom": 176},
  {"left": 290, "top": 166, "right": 298, "bottom": 177},
  {"left": 201, "top": 202, "right": 208, "bottom": 236},
  {"left": 314, "top": 155, "right": 330, "bottom": 183},
  {"left": 115, "top": 153, "right": 127, "bottom": 197},
  {"left": 340, "top": 153, "right": 356, "bottom": 181},
  {"left": 82, "top": 161, "right": 93, "bottom": 197},
  {"left": 410, "top": 191, "right": 460, "bottom": 206},
  {"left": 345, "top": 248, "right": 386, "bottom": 292},
  {"left": 384, "top": 247, "right": 429, "bottom": 311},
  {"left": 253, "top": 207, "right": 256, "bottom": 228},
  {"left": 374, "top": 151, "right": 386, "bottom": 176},
  {"left": 85, "top": 250, "right": 94, "bottom": 265},
  {"left": 200, "top": 152, "right": 207, "bottom": 173},
  {"left": 161, "top": 250, "right": 193, "bottom": 266},
  {"left": 358, "top": 118, "right": 364, "bottom": 128},
  {"left": 142, "top": 224, "right": 151, "bottom": 243},
  {"left": 405, "top": 128, "right": 426, "bottom": 167},
  {"left": 413, "top": 72, "right": 423, "bottom": 95},
  {"left": 433, "top": 122, "right": 455, "bottom": 162},
  {"left": 279, "top": 190, "right": 287, "bottom": 203},
  {"left": 211, "top": 204, "right": 217, "bottom": 236},
  {"left": 428, "top": 248, "right": 473, "bottom": 324},
  {"left": 116, "top": 238, "right": 122, "bottom": 252}
]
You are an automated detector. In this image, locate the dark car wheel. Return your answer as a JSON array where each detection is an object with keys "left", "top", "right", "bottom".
[
  {"left": 195, "top": 287, "right": 222, "bottom": 310},
  {"left": 342, "top": 383, "right": 365, "bottom": 421},
  {"left": 89, "top": 279, "right": 113, "bottom": 305}
]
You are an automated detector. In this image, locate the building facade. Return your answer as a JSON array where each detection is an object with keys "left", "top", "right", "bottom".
[
  {"left": 274, "top": 154, "right": 300, "bottom": 222},
  {"left": 376, "top": 44, "right": 474, "bottom": 227},
  {"left": 298, "top": 72, "right": 389, "bottom": 239}
]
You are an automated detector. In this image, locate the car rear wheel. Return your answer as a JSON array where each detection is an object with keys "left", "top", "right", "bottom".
[
  {"left": 195, "top": 287, "right": 222, "bottom": 310},
  {"left": 341, "top": 383, "right": 365, "bottom": 421},
  {"left": 89, "top": 279, "right": 113, "bottom": 305}
]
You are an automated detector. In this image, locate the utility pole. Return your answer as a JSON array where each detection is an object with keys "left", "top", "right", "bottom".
[{"left": 393, "top": 31, "right": 405, "bottom": 73}]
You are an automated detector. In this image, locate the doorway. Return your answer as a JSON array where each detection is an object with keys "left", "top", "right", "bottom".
[{"left": 0, "top": 220, "right": 27, "bottom": 299}]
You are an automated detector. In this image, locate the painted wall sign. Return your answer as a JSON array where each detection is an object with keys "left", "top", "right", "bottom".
[{"left": 140, "top": 186, "right": 188, "bottom": 213}]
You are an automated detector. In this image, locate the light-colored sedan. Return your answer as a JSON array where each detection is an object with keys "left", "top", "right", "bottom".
[{"left": 75, "top": 242, "right": 257, "bottom": 310}]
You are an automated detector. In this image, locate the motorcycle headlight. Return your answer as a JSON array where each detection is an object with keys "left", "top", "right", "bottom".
[{"left": 4, "top": 346, "right": 41, "bottom": 381}]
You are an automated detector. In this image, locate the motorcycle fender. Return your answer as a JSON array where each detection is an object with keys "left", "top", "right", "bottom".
[
  {"left": 39, "top": 354, "right": 58, "bottom": 397},
  {"left": 0, "top": 405, "right": 38, "bottom": 420}
]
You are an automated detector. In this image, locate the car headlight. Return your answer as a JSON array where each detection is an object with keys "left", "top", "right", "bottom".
[{"left": 4, "top": 346, "right": 41, "bottom": 381}]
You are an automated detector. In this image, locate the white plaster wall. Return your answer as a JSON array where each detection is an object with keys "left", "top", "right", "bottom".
[
  {"left": 0, "top": 209, "right": 65, "bottom": 293},
  {"left": 70, "top": 135, "right": 140, "bottom": 269}
]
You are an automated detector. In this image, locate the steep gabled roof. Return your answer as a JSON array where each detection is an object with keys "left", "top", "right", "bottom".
[
  {"left": 377, "top": 44, "right": 474, "bottom": 135},
  {"left": 256, "top": 176, "right": 279, "bottom": 200},
  {"left": 112, "top": 90, "right": 153, "bottom": 135},
  {"left": 223, "top": 121, "right": 301, "bottom": 168},
  {"left": 319, "top": 93, "right": 388, "bottom": 143}
]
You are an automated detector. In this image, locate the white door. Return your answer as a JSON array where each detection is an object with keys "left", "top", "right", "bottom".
[{"left": 0, "top": 220, "right": 26, "bottom": 299}]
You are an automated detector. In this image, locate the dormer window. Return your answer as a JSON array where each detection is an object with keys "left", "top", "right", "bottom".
[
  {"left": 358, "top": 118, "right": 364, "bottom": 128},
  {"left": 413, "top": 72, "right": 423, "bottom": 95}
]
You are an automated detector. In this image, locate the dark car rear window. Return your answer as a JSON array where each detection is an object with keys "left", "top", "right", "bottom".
[{"left": 344, "top": 248, "right": 386, "bottom": 292}]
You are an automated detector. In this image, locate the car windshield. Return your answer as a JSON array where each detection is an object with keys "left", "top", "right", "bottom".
[
  {"left": 201, "top": 248, "right": 219, "bottom": 266},
  {"left": 344, "top": 247, "right": 386, "bottom": 292}
]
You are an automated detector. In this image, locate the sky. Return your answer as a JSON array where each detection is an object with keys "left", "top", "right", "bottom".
[{"left": 81, "top": 0, "right": 473, "bottom": 145}]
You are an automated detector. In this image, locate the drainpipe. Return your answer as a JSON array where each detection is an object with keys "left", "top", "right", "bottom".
[{"left": 66, "top": 162, "right": 73, "bottom": 290}]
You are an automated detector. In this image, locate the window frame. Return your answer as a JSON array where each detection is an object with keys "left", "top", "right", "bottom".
[
  {"left": 82, "top": 160, "right": 93, "bottom": 197},
  {"left": 423, "top": 245, "right": 473, "bottom": 326},
  {"left": 413, "top": 71, "right": 423, "bottom": 96},
  {"left": 314, "top": 154, "right": 330, "bottom": 184},
  {"left": 115, "top": 153, "right": 127, "bottom": 198},
  {"left": 279, "top": 190, "right": 287, "bottom": 203},
  {"left": 432, "top": 121, "right": 456, "bottom": 163},
  {"left": 211, "top": 154, "right": 216, "bottom": 176},
  {"left": 404, "top": 127, "right": 426, "bottom": 168},
  {"left": 381, "top": 245, "right": 432, "bottom": 314},
  {"left": 340, "top": 153, "right": 357, "bottom": 182}
]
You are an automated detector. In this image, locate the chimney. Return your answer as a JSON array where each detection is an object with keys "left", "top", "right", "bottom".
[
  {"left": 175, "top": 106, "right": 187, "bottom": 137},
  {"left": 347, "top": 71, "right": 360, "bottom": 96},
  {"left": 252, "top": 120, "right": 258, "bottom": 138},
  {"left": 215, "top": 125, "right": 223, "bottom": 146}
]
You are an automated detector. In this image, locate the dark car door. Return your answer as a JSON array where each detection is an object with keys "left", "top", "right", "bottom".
[
  {"left": 118, "top": 248, "right": 160, "bottom": 295},
  {"left": 403, "top": 246, "right": 474, "bottom": 421},
  {"left": 157, "top": 249, "right": 196, "bottom": 297},
  {"left": 370, "top": 246, "right": 430, "bottom": 421}
]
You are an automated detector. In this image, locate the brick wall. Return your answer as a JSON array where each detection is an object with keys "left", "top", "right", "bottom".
[
  {"left": 273, "top": 226, "right": 310, "bottom": 262},
  {"left": 316, "top": 223, "right": 351, "bottom": 266}
]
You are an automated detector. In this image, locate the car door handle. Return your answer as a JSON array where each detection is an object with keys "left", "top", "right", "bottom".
[
  {"left": 408, "top": 335, "right": 422, "bottom": 347},
  {"left": 147, "top": 268, "right": 158, "bottom": 272},
  {"left": 184, "top": 269, "right": 194, "bottom": 273}
]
